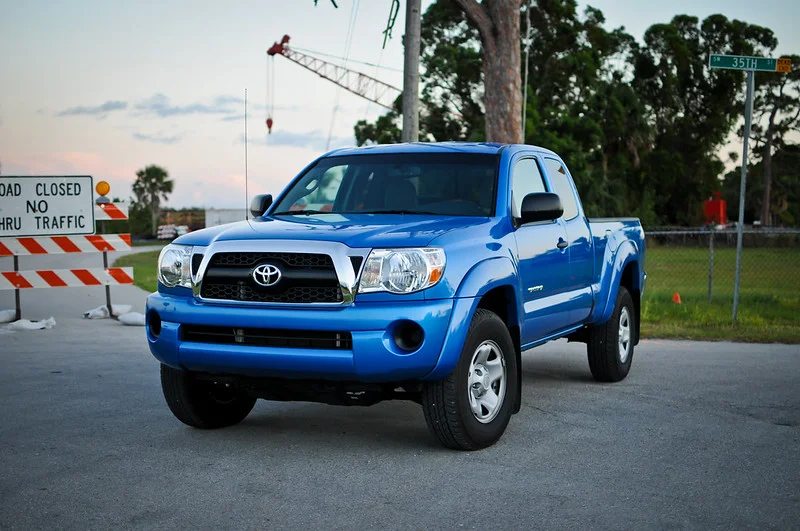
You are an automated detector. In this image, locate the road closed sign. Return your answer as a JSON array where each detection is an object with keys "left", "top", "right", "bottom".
[{"left": 0, "top": 176, "right": 95, "bottom": 237}]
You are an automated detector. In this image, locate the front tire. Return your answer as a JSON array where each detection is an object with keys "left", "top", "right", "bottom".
[
  {"left": 422, "top": 309, "right": 518, "bottom": 450},
  {"left": 160, "top": 364, "right": 256, "bottom": 429},
  {"left": 587, "top": 286, "right": 635, "bottom": 382}
]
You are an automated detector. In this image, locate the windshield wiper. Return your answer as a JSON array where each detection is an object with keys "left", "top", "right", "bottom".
[
  {"left": 356, "top": 209, "right": 439, "bottom": 215},
  {"left": 270, "top": 210, "right": 335, "bottom": 216}
]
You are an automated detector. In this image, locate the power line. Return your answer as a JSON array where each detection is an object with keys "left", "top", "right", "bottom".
[
  {"left": 522, "top": 0, "right": 533, "bottom": 142},
  {"left": 382, "top": 0, "right": 401, "bottom": 49},
  {"left": 326, "top": 0, "right": 361, "bottom": 151}
]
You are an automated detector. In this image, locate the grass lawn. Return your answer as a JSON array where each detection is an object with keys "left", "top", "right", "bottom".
[
  {"left": 116, "top": 246, "right": 800, "bottom": 343},
  {"left": 115, "top": 250, "right": 160, "bottom": 293},
  {"left": 132, "top": 240, "right": 168, "bottom": 247},
  {"left": 642, "top": 246, "right": 800, "bottom": 343}
]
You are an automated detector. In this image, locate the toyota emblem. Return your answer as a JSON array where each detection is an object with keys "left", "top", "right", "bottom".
[{"left": 252, "top": 263, "right": 282, "bottom": 287}]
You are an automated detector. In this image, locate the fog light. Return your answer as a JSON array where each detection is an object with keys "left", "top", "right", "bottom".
[
  {"left": 148, "top": 310, "right": 162, "bottom": 338},
  {"left": 392, "top": 321, "right": 424, "bottom": 352}
]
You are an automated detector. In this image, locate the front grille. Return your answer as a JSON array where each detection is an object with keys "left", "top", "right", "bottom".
[
  {"left": 202, "top": 284, "right": 342, "bottom": 304},
  {"left": 200, "top": 251, "right": 342, "bottom": 304},
  {"left": 209, "top": 252, "right": 333, "bottom": 269},
  {"left": 182, "top": 325, "right": 352, "bottom": 350}
]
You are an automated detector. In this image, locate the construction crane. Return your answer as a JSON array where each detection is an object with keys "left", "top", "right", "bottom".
[{"left": 265, "top": 35, "right": 401, "bottom": 133}]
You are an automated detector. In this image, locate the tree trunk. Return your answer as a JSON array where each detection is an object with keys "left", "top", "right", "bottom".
[
  {"left": 760, "top": 109, "right": 776, "bottom": 226},
  {"left": 454, "top": 0, "right": 523, "bottom": 144},
  {"left": 761, "top": 137, "right": 773, "bottom": 226}
]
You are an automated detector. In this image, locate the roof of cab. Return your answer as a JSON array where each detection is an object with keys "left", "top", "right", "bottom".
[{"left": 323, "top": 141, "right": 558, "bottom": 158}]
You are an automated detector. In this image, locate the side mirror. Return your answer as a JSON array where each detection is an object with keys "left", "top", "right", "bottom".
[
  {"left": 520, "top": 192, "right": 563, "bottom": 224},
  {"left": 250, "top": 194, "right": 273, "bottom": 218}
]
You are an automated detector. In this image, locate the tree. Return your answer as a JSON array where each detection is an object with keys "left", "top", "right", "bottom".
[
  {"left": 354, "top": 0, "right": 485, "bottom": 144},
  {"left": 351, "top": 3, "right": 794, "bottom": 228},
  {"left": 453, "top": 0, "right": 524, "bottom": 143},
  {"left": 354, "top": 101, "right": 403, "bottom": 145},
  {"left": 749, "top": 54, "right": 800, "bottom": 225},
  {"left": 631, "top": 14, "right": 776, "bottom": 224},
  {"left": 723, "top": 143, "right": 800, "bottom": 226},
  {"left": 418, "top": 0, "right": 485, "bottom": 141},
  {"left": 132, "top": 165, "right": 174, "bottom": 238}
]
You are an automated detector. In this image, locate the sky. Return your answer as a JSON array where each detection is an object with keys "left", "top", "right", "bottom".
[{"left": 1, "top": 0, "right": 798, "bottom": 210}]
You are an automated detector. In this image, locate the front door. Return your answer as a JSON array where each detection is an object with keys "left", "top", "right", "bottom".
[
  {"left": 542, "top": 157, "right": 595, "bottom": 323},
  {"left": 510, "top": 156, "right": 572, "bottom": 345}
]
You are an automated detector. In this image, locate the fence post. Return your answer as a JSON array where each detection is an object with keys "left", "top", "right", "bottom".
[
  {"left": 13, "top": 255, "right": 21, "bottom": 321},
  {"left": 708, "top": 229, "right": 714, "bottom": 303}
]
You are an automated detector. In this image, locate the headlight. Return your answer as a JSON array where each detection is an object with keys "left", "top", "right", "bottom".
[
  {"left": 157, "top": 244, "right": 193, "bottom": 288},
  {"left": 358, "top": 248, "right": 445, "bottom": 294}
]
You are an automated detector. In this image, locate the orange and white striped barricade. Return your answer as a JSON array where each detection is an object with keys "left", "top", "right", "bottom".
[
  {"left": 94, "top": 202, "right": 129, "bottom": 221},
  {"left": 0, "top": 267, "right": 134, "bottom": 290},
  {"left": 1, "top": 229, "right": 134, "bottom": 320}
]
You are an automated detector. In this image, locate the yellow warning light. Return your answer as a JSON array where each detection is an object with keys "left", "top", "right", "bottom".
[{"left": 96, "top": 180, "right": 111, "bottom": 196}]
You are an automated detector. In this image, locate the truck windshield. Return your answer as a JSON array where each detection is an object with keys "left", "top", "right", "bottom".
[{"left": 270, "top": 153, "right": 499, "bottom": 217}]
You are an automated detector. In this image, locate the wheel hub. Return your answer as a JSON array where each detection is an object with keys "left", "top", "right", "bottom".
[
  {"left": 618, "top": 306, "right": 631, "bottom": 363},
  {"left": 467, "top": 340, "right": 507, "bottom": 424},
  {"left": 470, "top": 364, "right": 492, "bottom": 396}
]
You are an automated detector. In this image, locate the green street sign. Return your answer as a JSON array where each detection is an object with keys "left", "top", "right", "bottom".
[{"left": 709, "top": 54, "right": 791, "bottom": 72}]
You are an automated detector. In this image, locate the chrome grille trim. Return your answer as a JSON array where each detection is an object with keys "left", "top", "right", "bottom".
[{"left": 190, "top": 240, "right": 370, "bottom": 307}]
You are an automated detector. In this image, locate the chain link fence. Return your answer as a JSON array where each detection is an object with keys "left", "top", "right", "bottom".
[{"left": 641, "top": 227, "right": 800, "bottom": 340}]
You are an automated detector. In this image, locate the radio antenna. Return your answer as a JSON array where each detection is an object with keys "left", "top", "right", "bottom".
[{"left": 244, "top": 87, "right": 249, "bottom": 220}]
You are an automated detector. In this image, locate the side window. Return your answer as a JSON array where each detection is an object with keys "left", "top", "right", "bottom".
[
  {"left": 544, "top": 158, "right": 579, "bottom": 220},
  {"left": 511, "top": 158, "right": 547, "bottom": 218}
]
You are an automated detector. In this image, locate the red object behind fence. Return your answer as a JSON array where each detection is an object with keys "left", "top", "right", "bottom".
[{"left": 703, "top": 192, "right": 727, "bottom": 225}]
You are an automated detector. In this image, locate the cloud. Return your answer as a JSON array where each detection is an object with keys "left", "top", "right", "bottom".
[
  {"left": 221, "top": 105, "right": 303, "bottom": 123},
  {"left": 56, "top": 100, "right": 127, "bottom": 117},
  {"left": 133, "top": 132, "right": 182, "bottom": 144},
  {"left": 134, "top": 93, "right": 247, "bottom": 118},
  {"left": 240, "top": 130, "right": 355, "bottom": 151}
]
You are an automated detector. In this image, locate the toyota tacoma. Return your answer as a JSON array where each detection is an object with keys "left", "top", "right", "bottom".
[{"left": 146, "top": 142, "right": 646, "bottom": 450}]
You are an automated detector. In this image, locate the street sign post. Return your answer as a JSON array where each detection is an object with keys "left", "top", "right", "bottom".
[
  {"left": 0, "top": 176, "right": 95, "bottom": 238},
  {"left": 709, "top": 55, "right": 791, "bottom": 322}
]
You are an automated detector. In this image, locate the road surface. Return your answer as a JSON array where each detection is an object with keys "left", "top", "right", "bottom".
[{"left": 1, "top": 249, "right": 798, "bottom": 529}]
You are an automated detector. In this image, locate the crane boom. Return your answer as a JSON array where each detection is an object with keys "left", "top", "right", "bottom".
[{"left": 267, "top": 35, "right": 401, "bottom": 111}]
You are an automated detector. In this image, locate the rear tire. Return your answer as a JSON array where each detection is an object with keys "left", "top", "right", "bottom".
[
  {"left": 587, "top": 286, "right": 635, "bottom": 382},
  {"left": 422, "top": 309, "right": 518, "bottom": 450},
  {"left": 160, "top": 364, "right": 256, "bottom": 429}
]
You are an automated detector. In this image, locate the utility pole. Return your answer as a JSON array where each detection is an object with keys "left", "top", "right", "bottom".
[{"left": 401, "top": 0, "right": 421, "bottom": 142}]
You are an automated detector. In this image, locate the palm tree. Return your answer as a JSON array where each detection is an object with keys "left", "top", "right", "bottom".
[{"left": 132, "top": 165, "right": 174, "bottom": 237}]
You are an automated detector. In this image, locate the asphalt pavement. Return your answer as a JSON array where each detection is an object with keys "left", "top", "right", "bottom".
[
  {"left": 1, "top": 249, "right": 799, "bottom": 529},
  {"left": 1, "top": 326, "right": 798, "bottom": 528}
]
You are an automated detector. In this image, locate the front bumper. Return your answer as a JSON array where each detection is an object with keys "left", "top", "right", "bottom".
[{"left": 146, "top": 292, "right": 459, "bottom": 382}]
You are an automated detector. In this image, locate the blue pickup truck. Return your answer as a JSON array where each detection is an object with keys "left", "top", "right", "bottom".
[{"left": 146, "top": 142, "right": 645, "bottom": 450}]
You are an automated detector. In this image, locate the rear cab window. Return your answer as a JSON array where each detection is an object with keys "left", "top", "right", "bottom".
[{"left": 544, "top": 158, "right": 579, "bottom": 220}]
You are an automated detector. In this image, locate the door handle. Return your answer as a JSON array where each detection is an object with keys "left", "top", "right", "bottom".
[{"left": 557, "top": 238, "right": 569, "bottom": 250}]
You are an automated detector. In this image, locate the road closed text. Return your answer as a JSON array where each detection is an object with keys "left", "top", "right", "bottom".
[{"left": 0, "top": 176, "right": 94, "bottom": 237}]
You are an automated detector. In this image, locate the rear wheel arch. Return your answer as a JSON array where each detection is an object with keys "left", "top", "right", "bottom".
[{"left": 619, "top": 261, "right": 641, "bottom": 345}]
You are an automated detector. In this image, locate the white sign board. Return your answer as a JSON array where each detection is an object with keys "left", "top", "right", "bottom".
[{"left": 0, "top": 176, "right": 95, "bottom": 237}]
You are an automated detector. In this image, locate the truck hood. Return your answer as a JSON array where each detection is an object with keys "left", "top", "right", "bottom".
[{"left": 175, "top": 214, "right": 490, "bottom": 249}]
